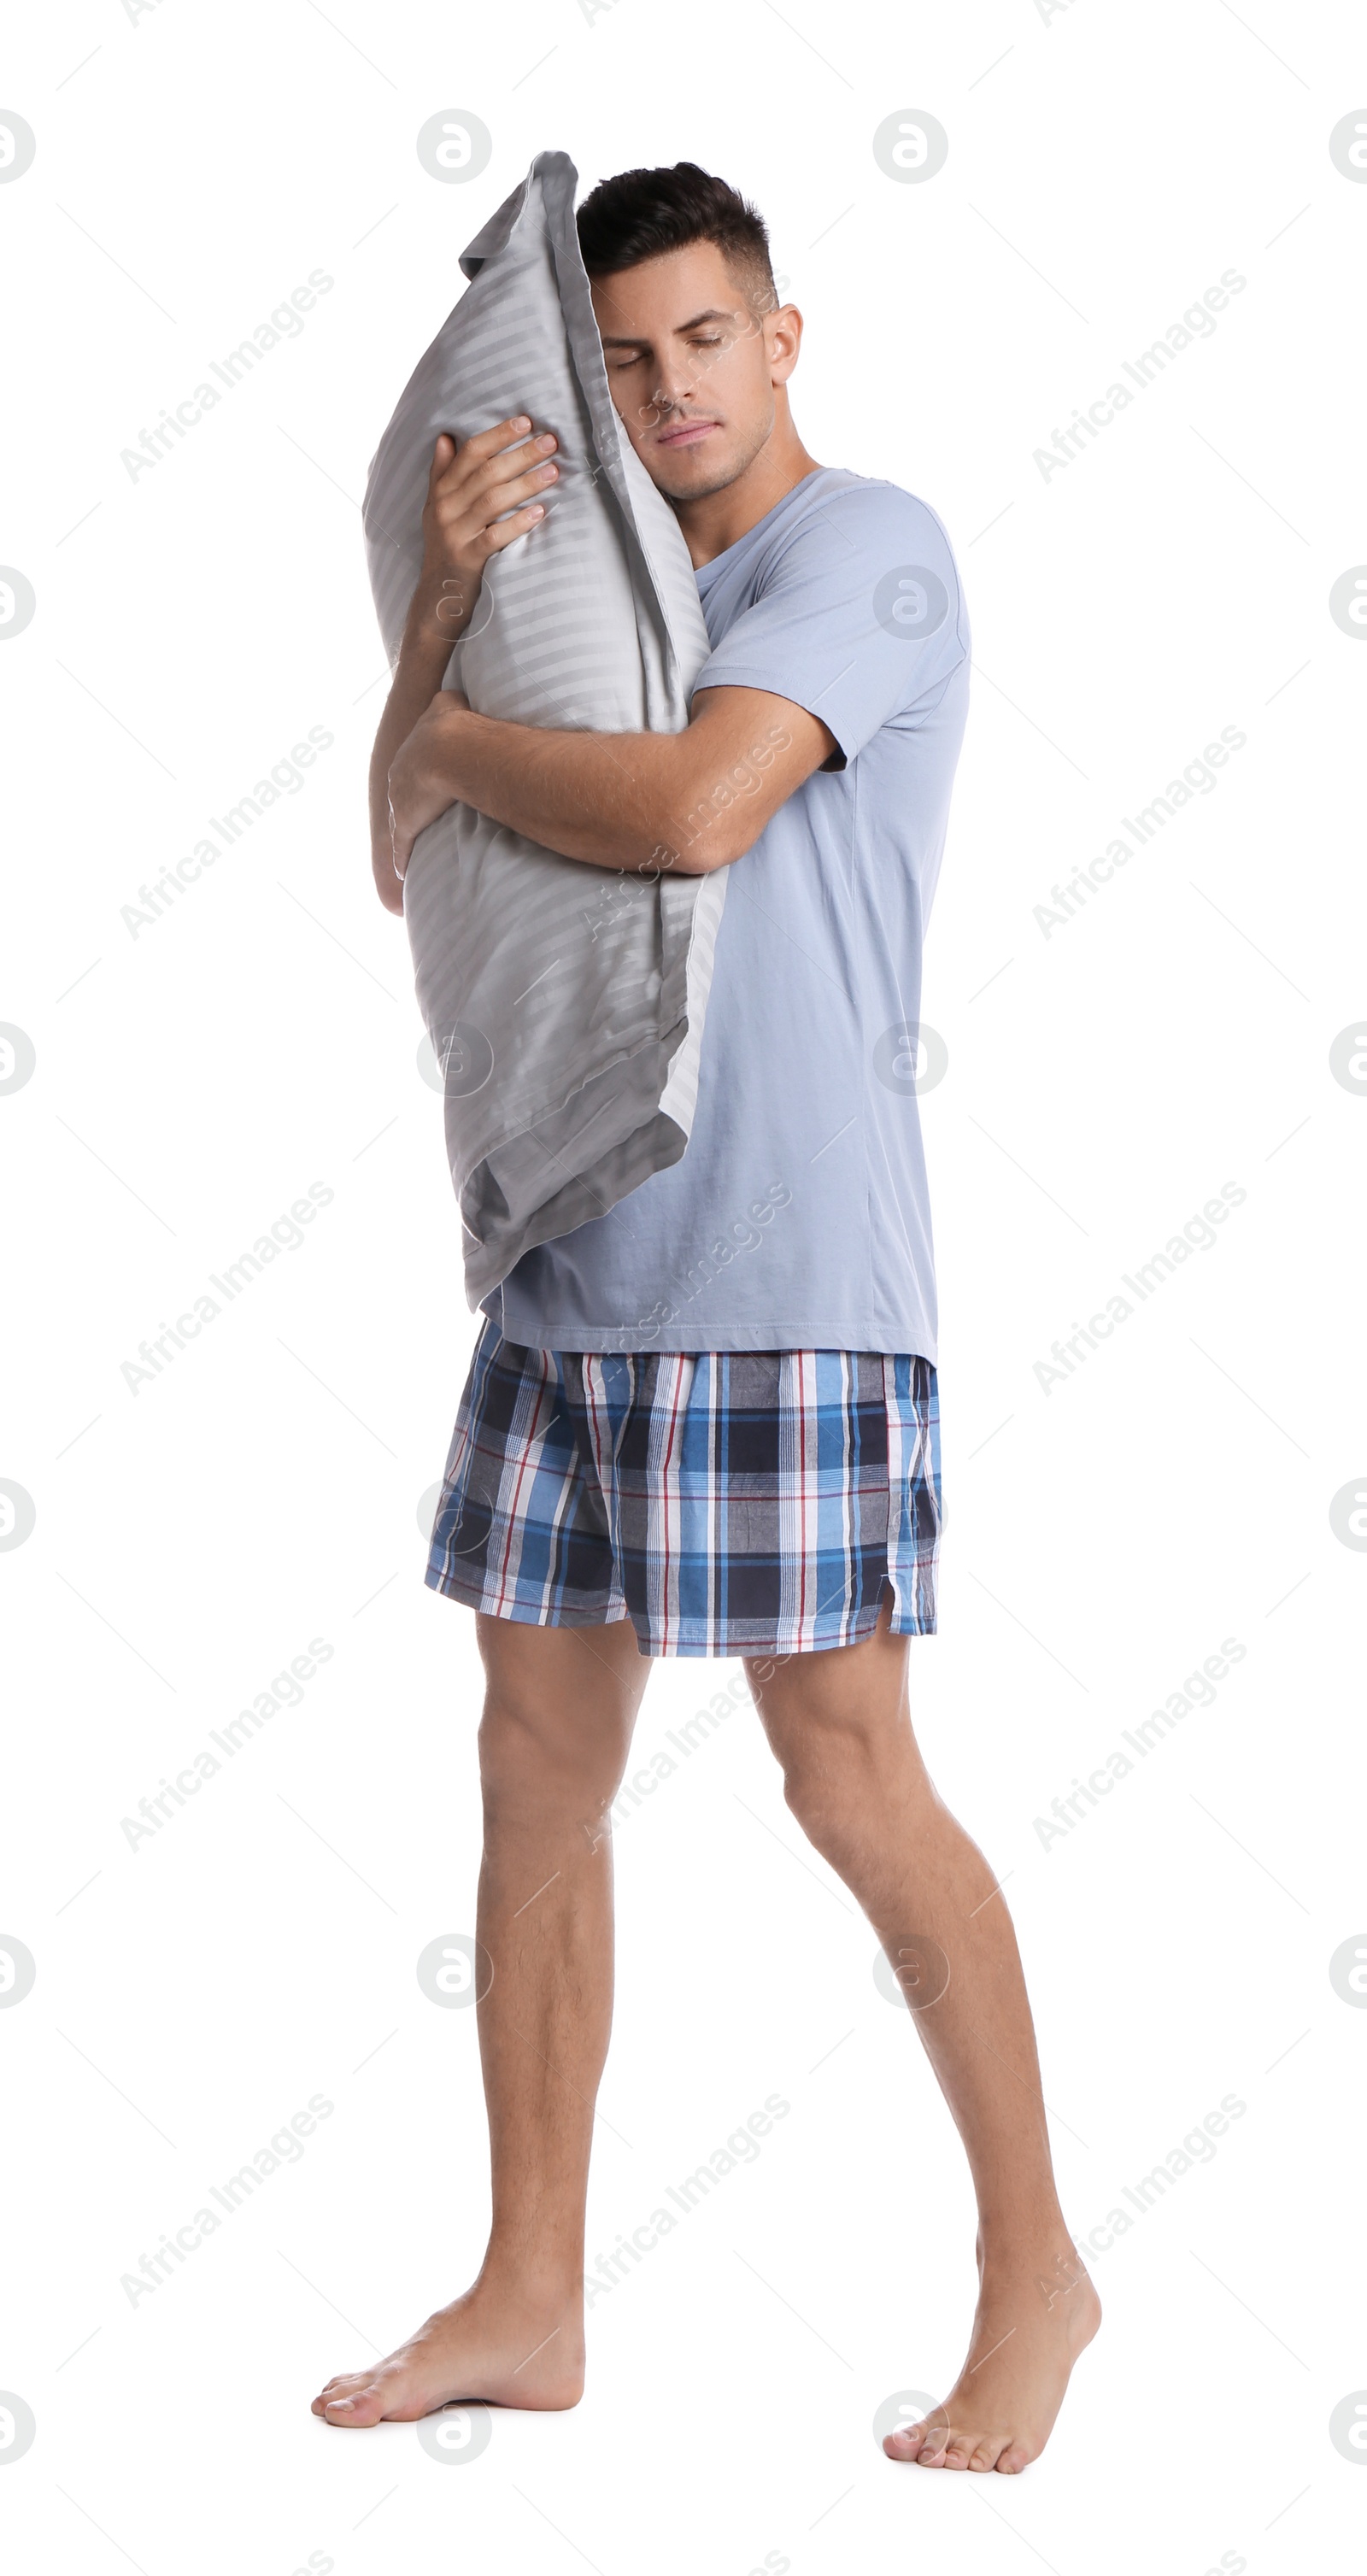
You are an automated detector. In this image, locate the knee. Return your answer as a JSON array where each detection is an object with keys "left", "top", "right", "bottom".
[
  {"left": 478, "top": 1691, "right": 625, "bottom": 1827},
  {"left": 775, "top": 1715, "right": 888, "bottom": 1855}
]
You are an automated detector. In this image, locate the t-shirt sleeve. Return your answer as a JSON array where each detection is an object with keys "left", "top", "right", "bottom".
[{"left": 690, "top": 481, "right": 969, "bottom": 768}]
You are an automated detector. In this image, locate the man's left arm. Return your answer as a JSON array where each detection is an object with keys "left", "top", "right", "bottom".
[{"left": 384, "top": 684, "right": 837, "bottom": 888}]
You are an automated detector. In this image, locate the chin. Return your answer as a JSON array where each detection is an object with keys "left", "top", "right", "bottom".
[{"left": 646, "top": 448, "right": 745, "bottom": 502}]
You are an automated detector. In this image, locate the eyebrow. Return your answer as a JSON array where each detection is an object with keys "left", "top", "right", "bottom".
[{"left": 597, "top": 308, "right": 741, "bottom": 347}]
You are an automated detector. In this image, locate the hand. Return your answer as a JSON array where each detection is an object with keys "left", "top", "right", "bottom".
[
  {"left": 379, "top": 689, "right": 471, "bottom": 907},
  {"left": 406, "top": 416, "right": 559, "bottom": 656}
]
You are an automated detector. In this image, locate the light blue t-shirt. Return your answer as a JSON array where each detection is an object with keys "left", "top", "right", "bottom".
[{"left": 484, "top": 465, "right": 971, "bottom": 1360}]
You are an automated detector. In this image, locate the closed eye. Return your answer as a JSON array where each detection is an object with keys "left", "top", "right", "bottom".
[{"left": 604, "top": 334, "right": 728, "bottom": 367}]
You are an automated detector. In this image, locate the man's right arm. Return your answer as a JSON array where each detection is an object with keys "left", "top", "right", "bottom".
[{"left": 368, "top": 415, "right": 561, "bottom": 914}]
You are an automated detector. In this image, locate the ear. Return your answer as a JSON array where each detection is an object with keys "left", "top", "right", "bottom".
[{"left": 765, "top": 303, "right": 803, "bottom": 387}]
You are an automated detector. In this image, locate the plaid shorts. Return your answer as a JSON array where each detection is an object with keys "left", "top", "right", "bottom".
[{"left": 425, "top": 1320, "right": 942, "bottom": 1658}]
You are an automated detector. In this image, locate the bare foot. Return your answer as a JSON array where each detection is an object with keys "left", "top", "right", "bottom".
[
  {"left": 883, "top": 2241, "right": 1100, "bottom": 2474},
  {"left": 311, "top": 2280, "right": 584, "bottom": 2427}
]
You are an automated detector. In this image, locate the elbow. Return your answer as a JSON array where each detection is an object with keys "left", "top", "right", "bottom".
[
  {"left": 676, "top": 842, "right": 743, "bottom": 878},
  {"left": 648, "top": 808, "right": 749, "bottom": 877},
  {"left": 696, "top": 813, "right": 758, "bottom": 871}
]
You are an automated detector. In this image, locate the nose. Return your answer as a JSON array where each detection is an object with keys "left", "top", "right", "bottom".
[{"left": 647, "top": 352, "right": 709, "bottom": 420}]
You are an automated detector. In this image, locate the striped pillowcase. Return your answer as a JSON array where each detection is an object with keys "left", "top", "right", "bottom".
[{"left": 363, "top": 149, "right": 728, "bottom": 1308}]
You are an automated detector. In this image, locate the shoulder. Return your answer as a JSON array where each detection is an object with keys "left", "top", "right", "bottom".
[
  {"left": 750, "top": 474, "right": 965, "bottom": 642},
  {"left": 701, "top": 468, "right": 971, "bottom": 695},
  {"left": 781, "top": 471, "right": 960, "bottom": 580}
]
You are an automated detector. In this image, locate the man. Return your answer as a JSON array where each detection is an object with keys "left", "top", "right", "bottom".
[{"left": 312, "top": 163, "right": 1099, "bottom": 2473}]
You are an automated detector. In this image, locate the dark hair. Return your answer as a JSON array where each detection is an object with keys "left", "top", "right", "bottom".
[{"left": 576, "top": 161, "right": 777, "bottom": 311}]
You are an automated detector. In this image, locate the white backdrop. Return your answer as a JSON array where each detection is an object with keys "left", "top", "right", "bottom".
[{"left": 3, "top": 2, "right": 1365, "bottom": 2568}]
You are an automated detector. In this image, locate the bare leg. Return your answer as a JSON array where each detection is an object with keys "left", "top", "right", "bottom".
[
  {"left": 747, "top": 1599, "right": 1100, "bottom": 2473},
  {"left": 312, "top": 1612, "right": 649, "bottom": 2426}
]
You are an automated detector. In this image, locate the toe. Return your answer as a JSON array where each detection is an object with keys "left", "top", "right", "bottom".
[
  {"left": 312, "top": 2373, "right": 364, "bottom": 2418},
  {"left": 883, "top": 2424, "right": 924, "bottom": 2461},
  {"left": 942, "top": 2439, "right": 974, "bottom": 2470},
  {"left": 995, "top": 2442, "right": 1032, "bottom": 2474},
  {"left": 885, "top": 2409, "right": 952, "bottom": 2465},
  {"left": 969, "top": 2436, "right": 1006, "bottom": 2472},
  {"left": 323, "top": 2383, "right": 386, "bottom": 2427}
]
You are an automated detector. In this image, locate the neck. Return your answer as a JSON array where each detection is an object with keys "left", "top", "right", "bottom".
[{"left": 674, "top": 406, "right": 820, "bottom": 567}]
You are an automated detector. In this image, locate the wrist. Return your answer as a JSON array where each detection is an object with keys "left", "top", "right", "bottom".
[
  {"left": 390, "top": 692, "right": 472, "bottom": 801},
  {"left": 403, "top": 569, "right": 473, "bottom": 664}
]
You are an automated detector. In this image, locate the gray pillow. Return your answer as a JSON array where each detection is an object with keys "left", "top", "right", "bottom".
[{"left": 363, "top": 149, "right": 726, "bottom": 1307}]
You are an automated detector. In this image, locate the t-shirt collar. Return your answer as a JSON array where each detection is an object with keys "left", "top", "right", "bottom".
[{"left": 693, "top": 466, "right": 830, "bottom": 592}]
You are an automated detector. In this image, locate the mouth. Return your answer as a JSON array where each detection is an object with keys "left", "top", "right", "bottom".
[{"left": 654, "top": 419, "right": 720, "bottom": 449}]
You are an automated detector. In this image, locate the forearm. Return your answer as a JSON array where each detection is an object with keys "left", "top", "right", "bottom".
[
  {"left": 367, "top": 601, "right": 461, "bottom": 867},
  {"left": 421, "top": 705, "right": 698, "bottom": 874},
  {"left": 384, "top": 683, "right": 835, "bottom": 889},
  {"left": 365, "top": 417, "right": 568, "bottom": 913}
]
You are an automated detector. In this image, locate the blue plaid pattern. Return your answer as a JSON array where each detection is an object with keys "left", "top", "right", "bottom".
[{"left": 426, "top": 1322, "right": 942, "bottom": 1658}]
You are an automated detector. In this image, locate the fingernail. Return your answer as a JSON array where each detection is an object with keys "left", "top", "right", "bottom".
[
  {"left": 513, "top": 415, "right": 530, "bottom": 429},
  {"left": 528, "top": 504, "right": 544, "bottom": 518}
]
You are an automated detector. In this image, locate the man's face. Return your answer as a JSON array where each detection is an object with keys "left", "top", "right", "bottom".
[{"left": 589, "top": 241, "right": 800, "bottom": 502}]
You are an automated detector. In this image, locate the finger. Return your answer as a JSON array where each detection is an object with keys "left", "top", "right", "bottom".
[
  {"left": 390, "top": 806, "right": 414, "bottom": 880},
  {"left": 425, "top": 419, "right": 536, "bottom": 505},
  {"left": 426, "top": 432, "right": 456, "bottom": 495},
  {"left": 452, "top": 414, "right": 543, "bottom": 467},
  {"left": 479, "top": 501, "right": 549, "bottom": 555},
  {"left": 431, "top": 470, "right": 556, "bottom": 555},
  {"left": 431, "top": 460, "right": 558, "bottom": 547},
  {"left": 429, "top": 438, "right": 554, "bottom": 523},
  {"left": 463, "top": 437, "right": 558, "bottom": 502},
  {"left": 431, "top": 432, "right": 556, "bottom": 513}
]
